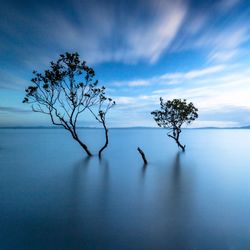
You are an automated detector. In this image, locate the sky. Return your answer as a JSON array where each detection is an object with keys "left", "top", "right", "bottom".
[{"left": 0, "top": 0, "right": 250, "bottom": 127}]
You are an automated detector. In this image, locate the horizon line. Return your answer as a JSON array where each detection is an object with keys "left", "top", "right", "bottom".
[{"left": 0, "top": 125, "right": 250, "bottom": 129}]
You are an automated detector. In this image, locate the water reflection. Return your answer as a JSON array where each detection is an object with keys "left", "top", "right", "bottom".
[
  {"left": 98, "top": 157, "right": 110, "bottom": 184},
  {"left": 98, "top": 157, "right": 110, "bottom": 208},
  {"left": 70, "top": 156, "right": 110, "bottom": 204},
  {"left": 71, "top": 156, "right": 91, "bottom": 193},
  {"left": 69, "top": 156, "right": 111, "bottom": 211},
  {"left": 167, "top": 151, "right": 195, "bottom": 249},
  {"left": 140, "top": 163, "right": 147, "bottom": 181},
  {"left": 1, "top": 129, "right": 250, "bottom": 249},
  {"left": 169, "top": 151, "right": 193, "bottom": 204},
  {"left": 172, "top": 151, "right": 182, "bottom": 190},
  {"left": 68, "top": 156, "right": 91, "bottom": 222}
]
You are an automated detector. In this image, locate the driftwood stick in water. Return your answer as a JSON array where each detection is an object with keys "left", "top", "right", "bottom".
[{"left": 137, "top": 147, "right": 148, "bottom": 165}]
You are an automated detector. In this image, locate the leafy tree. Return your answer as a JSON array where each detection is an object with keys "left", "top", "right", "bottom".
[
  {"left": 23, "top": 52, "right": 115, "bottom": 157},
  {"left": 151, "top": 98, "right": 198, "bottom": 151}
]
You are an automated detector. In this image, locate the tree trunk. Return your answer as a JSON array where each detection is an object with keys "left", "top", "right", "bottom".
[
  {"left": 70, "top": 129, "right": 92, "bottom": 156},
  {"left": 176, "top": 129, "right": 185, "bottom": 152},
  {"left": 75, "top": 136, "right": 93, "bottom": 156},
  {"left": 168, "top": 128, "right": 186, "bottom": 152},
  {"left": 176, "top": 139, "right": 185, "bottom": 151},
  {"left": 137, "top": 147, "right": 148, "bottom": 165},
  {"left": 98, "top": 119, "right": 109, "bottom": 158}
]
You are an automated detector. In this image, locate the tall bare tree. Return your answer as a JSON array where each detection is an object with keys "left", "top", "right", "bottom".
[{"left": 23, "top": 52, "right": 114, "bottom": 157}]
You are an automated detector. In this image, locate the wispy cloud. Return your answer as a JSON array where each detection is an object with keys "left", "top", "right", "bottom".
[
  {"left": 125, "top": 0, "right": 187, "bottom": 63},
  {"left": 0, "top": 106, "right": 31, "bottom": 114},
  {"left": 0, "top": 70, "right": 29, "bottom": 90},
  {"left": 217, "top": 0, "right": 241, "bottom": 11},
  {"left": 173, "top": 65, "right": 226, "bottom": 79},
  {"left": 110, "top": 64, "right": 250, "bottom": 127},
  {"left": 113, "top": 64, "right": 226, "bottom": 87},
  {"left": 50, "top": 0, "right": 187, "bottom": 64},
  {"left": 208, "top": 49, "right": 240, "bottom": 62},
  {"left": 0, "top": 0, "right": 187, "bottom": 67},
  {"left": 198, "top": 25, "right": 249, "bottom": 62},
  {"left": 169, "top": 0, "right": 250, "bottom": 63}
]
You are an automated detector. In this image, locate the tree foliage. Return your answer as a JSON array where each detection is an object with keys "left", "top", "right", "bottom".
[
  {"left": 151, "top": 98, "right": 198, "bottom": 151},
  {"left": 23, "top": 52, "right": 115, "bottom": 156}
]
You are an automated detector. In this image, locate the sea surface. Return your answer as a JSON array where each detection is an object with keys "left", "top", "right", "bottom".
[{"left": 0, "top": 128, "right": 250, "bottom": 250}]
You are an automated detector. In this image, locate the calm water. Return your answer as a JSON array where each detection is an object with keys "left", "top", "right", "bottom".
[{"left": 0, "top": 128, "right": 250, "bottom": 250}]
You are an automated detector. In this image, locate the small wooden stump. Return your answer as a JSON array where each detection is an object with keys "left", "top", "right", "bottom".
[{"left": 137, "top": 147, "right": 148, "bottom": 165}]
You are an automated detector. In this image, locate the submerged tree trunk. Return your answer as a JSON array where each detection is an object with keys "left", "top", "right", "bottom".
[
  {"left": 168, "top": 128, "right": 186, "bottom": 152},
  {"left": 175, "top": 138, "right": 185, "bottom": 151},
  {"left": 75, "top": 136, "right": 93, "bottom": 156},
  {"left": 137, "top": 147, "right": 148, "bottom": 165},
  {"left": 70, "top": 129, "right": 92, "bottom": 156},
  {"left": 98, "top": 119, "right": 109, "bottom": 158}
]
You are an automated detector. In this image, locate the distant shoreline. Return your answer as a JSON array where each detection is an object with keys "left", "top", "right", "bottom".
[{"left": 0, "top": 126, "right": 250, "bottom": 130}]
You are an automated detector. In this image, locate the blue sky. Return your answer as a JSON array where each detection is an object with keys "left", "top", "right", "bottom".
[{"left": 1, "top": 0, "right": 250, "bottom": 127}]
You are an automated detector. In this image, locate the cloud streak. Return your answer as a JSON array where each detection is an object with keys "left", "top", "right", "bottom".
[
  {"left": 109, "top": 64, "right": 250, "bottom": 127},
  {"left": 47, "top": 0, "right": 187, "bottom": 64},
  {"left": 0, "top": 106, "right": 32, "bottom": 114},
  {"left": 112, "top": 64, "right": 226, "bottom": 87},
  {"left": 0, "top": 0, "right": 187, "bottom": 65}
]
